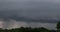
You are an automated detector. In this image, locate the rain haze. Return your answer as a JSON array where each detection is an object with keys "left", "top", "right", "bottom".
[{"left": 0, "top": 0, "right": 60, "bottom": 30}]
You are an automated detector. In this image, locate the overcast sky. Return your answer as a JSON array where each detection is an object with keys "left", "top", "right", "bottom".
[{"left": 0, "top": 0, "right": 60, "bottom": 30}]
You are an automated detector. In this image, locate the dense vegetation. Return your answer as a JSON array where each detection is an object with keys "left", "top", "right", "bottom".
[{"left": 1, "top": 21, "right": 60, "bottom": 32}]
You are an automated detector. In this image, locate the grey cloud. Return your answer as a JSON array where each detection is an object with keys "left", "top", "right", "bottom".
[
  {"left": 0, "top": 11, "right": 59, "bottom": 23},
  {"left": 0, "top": 0, "right": 60, "bottom": 29},
  {"left": 0, "top": 0, "right": 60, "bottom": 23}
]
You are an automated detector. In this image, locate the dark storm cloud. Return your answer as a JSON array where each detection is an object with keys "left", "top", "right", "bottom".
[
  {"left": 0, "top": 0, "right": 60, "bottom": 23},
  {"left": 0, "top": 10, "right": 59, "bottom": 23}
]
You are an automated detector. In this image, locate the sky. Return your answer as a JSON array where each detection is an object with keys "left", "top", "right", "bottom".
[{"left": 0, "top": 0, "right": 60, "bottom": 30}]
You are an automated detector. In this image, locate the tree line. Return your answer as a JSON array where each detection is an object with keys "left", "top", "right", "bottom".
[{"left": 0, "top": 21, "right": 60, "bottom": 32}]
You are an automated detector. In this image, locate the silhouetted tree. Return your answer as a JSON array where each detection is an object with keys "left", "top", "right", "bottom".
[{"left": 56, "top": 21, "right": 60, "bottom": 32}]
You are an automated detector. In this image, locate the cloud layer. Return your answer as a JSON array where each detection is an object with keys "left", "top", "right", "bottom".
[{"left": 0, "top": 0, "right": 60, "bottom": 29}]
